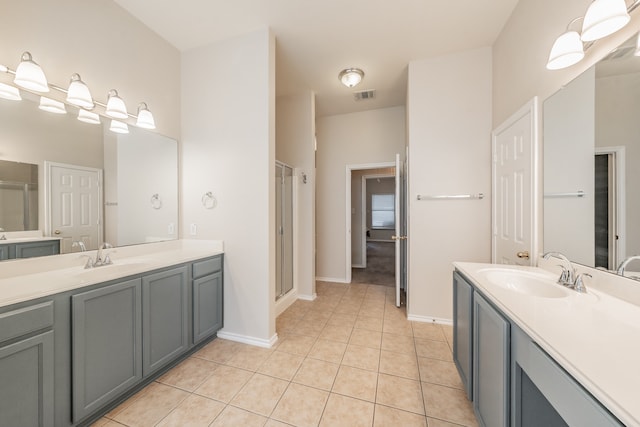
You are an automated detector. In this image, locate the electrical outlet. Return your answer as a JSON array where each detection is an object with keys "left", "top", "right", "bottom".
[
  {"left": 168, "top": 223, "right": 175, "bottom": 234},
  {"left": 190, "top": 223, "right": 197, "bottom": 235}
]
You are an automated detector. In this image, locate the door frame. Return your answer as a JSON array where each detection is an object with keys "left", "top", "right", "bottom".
[
  {"left": 595, "top": 146, "right": 626, "bottom": 267},
  {"left": 44, "top": 161, "right": 104, "bottom": 246},
  {"left": 345, "top": 162, "right": 395, "bottom": 283},
  {"left": 491, "top": 97, "right": 539, "bottom": 265}
]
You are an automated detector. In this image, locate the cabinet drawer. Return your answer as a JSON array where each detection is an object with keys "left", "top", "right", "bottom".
[
  {"left": 0, "top": 301, "right": 54, "bottom": 343},
  {"left": 192, "top": 256, "right": 222, "bottom": 279}
]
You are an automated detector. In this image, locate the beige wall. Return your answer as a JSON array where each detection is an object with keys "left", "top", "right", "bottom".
[
  {"left": 316, "top": 106, "right": 406, "bottom": 282},
  {"left": 407, "top": 47, "right": 492, "bottom": 323}
]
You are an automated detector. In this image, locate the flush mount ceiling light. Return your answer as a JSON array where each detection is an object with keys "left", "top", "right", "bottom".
[
  {"left": 110, "top": 119, "right": 129, "bottom": 134},
  {"left": 66, "top": 73, "right": 94, "bottom": 109},
  {"left": 581, "top": 0, "right": 630, "bottom": 42},
  {"left": 339, "top": 68, "right": 364, "bottom": 88},
  {"left": 105, "top": 89, "right": 128, "bottom": 119},
  {"left": 39, "top": 96, "right": 66, "bottom": 114},
  {"left": 14, "top": 52, "right": 49, "bottom": 92},
  {"left": 77, "top": 109, "right": 101, "bottom": 124},
  {"left": 547, "top": 30, "right": 585, "bottom": 70},
  {"left": 0, "top": 82, "right": 21, "bottom": 101},
  {"left": 136, "top": 102, "right": 156, "bottom": 129}
]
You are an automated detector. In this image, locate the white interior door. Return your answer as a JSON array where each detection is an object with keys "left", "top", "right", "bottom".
[
  {"left": 492, "top": 99, "right": 538, "bottom": 265},
  {"left": 393, "top": 153, "right": 407, "bottom": 307},
  {"left": 46, "top": 162, "right": 102, "bottom": 253}
]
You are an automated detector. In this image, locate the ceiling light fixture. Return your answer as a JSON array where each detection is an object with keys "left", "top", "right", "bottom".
[
  {"left": 78, "top": 109, "right": 101, "bottom": 124},
  {"left": 581, "top": 0, "right": 630, "bottom": 42},
  {"left": 0, "top": 82, "right": 21, "bottom": 101},
  {"left": 109, "top": 119, "right": 129, "bottom": 134},
  {"left": 339, "top": 68, "right": 364, "bottom": 88},
  {"left": 39, "top": 97, "right": 66, "bottom": 114},
  {"left": 136, "top": 102, "right": 156, "bottom": 129},
  {"left": 14, "top": 52, "right": 49, "bottom": 92},
  {"left": 547, "top": 29, "right": 585, "bottom": 70},
  {"left": 66, "top": 73, "right": 94, "bottom": 109}
]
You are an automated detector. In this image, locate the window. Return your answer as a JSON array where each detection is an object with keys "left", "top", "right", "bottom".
[{"left": 371, "top": 194, "right": 395, "bottom": 229}]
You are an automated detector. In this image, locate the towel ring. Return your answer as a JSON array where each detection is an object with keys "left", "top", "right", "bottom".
[
  {"left": 150, "top": 193, "right": 162, "bottom": 209},
  {"left": 202, "top": 192, "right": 217, "bottom": 209}
]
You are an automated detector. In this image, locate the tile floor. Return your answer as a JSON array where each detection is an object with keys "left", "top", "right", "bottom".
[{"left": 92, "top": 282, "right": 477, "bottom": 427}]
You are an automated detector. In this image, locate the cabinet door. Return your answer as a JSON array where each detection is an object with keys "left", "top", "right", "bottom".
[
  {"left": 142, "top": 266, "right": 189, "bottom": 376},
  {"left": 0, "top": 331, "right": 54, "bottom": 427},
  {"left": 72, "top": 278, "right": 142, "bottom": 422},
  {"left": 193, "top": 271, "right": 223, "bottom": 344},
  {"left": 0, "top": 245, "right": 8, "bottom": 260},
  {"left": 453, "top": 271, "right": 473, "bottom": 400},
  {"left": 14, "top": 240, "right": 60, "bottom": 259},
  {"left": 474, "top": 292, "right": 510, "bottom": 427}
]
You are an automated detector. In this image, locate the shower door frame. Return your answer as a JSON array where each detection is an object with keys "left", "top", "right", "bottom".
[{"left": 275, "top": 161, "right": 295, "bottom": 301}]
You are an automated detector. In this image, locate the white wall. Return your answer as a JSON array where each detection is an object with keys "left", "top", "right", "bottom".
[
  {"left": 316, "top": 106, "right": 406, "bottom": 282},
  {"left": 407, "top": 47, "right": 492, "bottom": 323},
  {"left": 276, "top": 92, "right": 316, "bottom": 299},
  {"left": 181, "top": 29, "right": 276, "bottom": 345}
]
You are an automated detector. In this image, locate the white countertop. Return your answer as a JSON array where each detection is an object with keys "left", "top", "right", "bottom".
[
  {"left": 454, "top": 262, "right": 640, "bottom": 427},
  {"left": 0, "top": 239, "right": 223, "bottom": 309},
  {"left": 0, "top": 230, "right": 62, "bottom": 245}
]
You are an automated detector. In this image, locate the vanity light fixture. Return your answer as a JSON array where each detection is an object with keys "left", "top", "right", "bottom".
[
  {"left": 581, "top": 0, "right": 630, "bottom": 42},
  {"left": 105, "top": 89, "right": 128, "bottom": 119},
  {"left": 136, "top": 102, "right": 156, "bottom": 129},
  {"left": 109, "top": 119, "right": 129, "bottom": 134},
  {"left": 339, "top": 68, "right": 364, "bottom": 88},
  {"left": 547, "top": 28, "right": 585, "bottom": 70},
  {"left": 14, "top": 52, "right": 49, "bottom": 92},
  {"left": 0, "top": 82, "right": 21, "bottom": 101},
  {"left": 66, "top": 73, "right": 94, "bottom": 109},
  {"left": 77, "top": 109, "right": 101, "bottom": 124},
  {"left": 39, "top": 97, "right": 66, "bottom": 114}
]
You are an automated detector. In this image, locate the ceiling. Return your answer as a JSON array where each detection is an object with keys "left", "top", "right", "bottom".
[{"left": 114, "top": 0, "right": 519, "bottom": 117}]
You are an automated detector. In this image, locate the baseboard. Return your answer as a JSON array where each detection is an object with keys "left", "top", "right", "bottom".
[
  {"left": 316, "top": 276, "right": 349, "bottom": 283},
  {"left": 407, "top": 314, "right": 453, "bottom": 326},
  {"left": 275, "top": 289, "right": 298, "bottom": 316},
  {"left": 297, "top": 293, "right": 317, "bottom": 301},
  {"left": 216, "top": 330, "right": 279, "bottom": 349}
]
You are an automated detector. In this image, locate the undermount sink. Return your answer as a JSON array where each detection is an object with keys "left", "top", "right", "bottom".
[
  {"left": 477, "top": 268, "right": 570, "bottom": 299},
  {"left": 71, "top": 260, "right": 153, "bottom": 280}
]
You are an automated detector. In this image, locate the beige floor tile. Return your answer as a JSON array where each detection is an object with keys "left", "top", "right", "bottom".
[
  {"left": 332, "top": 365, "right": 378, "bottom": 402},
  {"left": 303, "top": 310, "right": 333, "bottom": 323},
  {"left": 89, "top": 419, "right": 110, "bottom": 427},
  {"left": 230, "top": 373, "right": 289, "bottom": 416},
  {"left": 271, "top": 383, "right": 329, "bottom": 427},
  {"left": 275, "top": 334, "right": 317, "bottom": 356},
  {"left": 293, "top": 358, "right": 340, "bottom": 391},
  {"left": 418, "top": 358, "right": 463, "bottom": 389},
  {"left": 427, "top": 418, "right": 467, "bottom": 427},
  {"left": 373, "top": 404, "right": 428, "bottom": 427},
  {"left": 257, "top": 350, "right": 304, "bottom": 380},
  {"left": 156, "top": 394, "right": 225, "bottom": 427},
  {"left": 308, "top": 339, "right": 347, "bottom": 364},
  {"left": 383, "top": 321, "right": 414, "bottom": 337},
  {"left": 355, "top": 315, "right": 384, "bottom": 332},
  {"left": 379, "top": 350, "right": 420, "bottom": 380},
  {"left": 341, "top": 344, "right": 381, "bottom": 371},
  {"left": 210, "top": 406, "right": 267, "bottom": 427},
  {"left": 319, "top": 393, "right": 375, "bottom": 427},
  {"left": 104, "top": 384, "right": 148, "bottom": 418},
  {"left": 112, "top": 382, "right": 189, "bottom": 427},
  {"left": 319, "top": 324, "right": 353, "bottom": 343},
  {"left": 326, "top": 312, "right": 358, "bottom": 327},
  {"left": 359, "top": 306, "right": 385, "bottom": 319},
  {"left": 376, "top": 373, "right": 425, "bottom": 415},
  {"left": 422, "top": 383, "right": 478, "bottom": 427},
  {"left": 415, "top": 338, "right": 453, "bottom": 362},
  {"left": 412, "top": 323, "right": 445, "bottom": 341},
  {"left": 157, "top": 357, "right": 219, "bottom": 391},
  {"left": 334, "top": 303, "right": 363, "bottom": 315},
  {"left": 441, "top": 325, "right": 454, "bottom": 346},
  {"left": 264, "top": 420, "right": 292, "bottom": 427},
  {"left": 102, "top": 422, "right": 128, "bottom": 427},
  {"left": 381, "top": 332, "right": 416, "bottom": 354},
  {"left": 193, "top": 338, "right": 245, "bottom": 364},
  {"left": 349, "top": 328, "right": 382, "bottom": 349},
  {"left": 226, "top": 345, "right": 273, "bottom": 371},
  {"left": 194, "top": 364, "right": 253, "bottom": 403},
  {"left": 292, "top": 320, "right": 325, "bottom": 338}
]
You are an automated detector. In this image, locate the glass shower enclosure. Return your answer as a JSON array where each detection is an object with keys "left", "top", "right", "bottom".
[{"left": 275, "top": 162, "right": 294, "bottom": 300}]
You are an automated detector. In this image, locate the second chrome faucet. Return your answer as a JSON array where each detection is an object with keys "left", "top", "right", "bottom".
[{"left": 542, "top": 252, "right": 591, "bottom": 293}]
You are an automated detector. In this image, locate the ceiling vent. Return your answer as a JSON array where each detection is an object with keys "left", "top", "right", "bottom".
[{"left": 354, "top": 89, "right": 376, "bottom": 101}]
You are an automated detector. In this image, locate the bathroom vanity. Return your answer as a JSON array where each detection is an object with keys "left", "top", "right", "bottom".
[
  {"left": 0, "top": 239, "right": 223, "bottom": 427},
  {"left": 0, "top": 237, "right": 60, "bottom": 260},
  {"left": 453, "top": 262, "right": 639, "bottom": 427}
]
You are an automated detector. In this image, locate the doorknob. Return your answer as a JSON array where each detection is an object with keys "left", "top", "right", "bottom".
[
  {"left": 517, "top": 251, "right": 530, "bottom": 259},
  {"left": 54, "top": 230, "right": 61, "bottom": 235}
]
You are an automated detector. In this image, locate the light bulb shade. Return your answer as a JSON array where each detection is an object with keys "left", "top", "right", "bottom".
[
  {"left": 14, "top": 52, "right": 49, "bottom": 92},
  {"left": 581, "top": 0, "right": 630, "bottom": 42},
  {"left": 0, "top": 83, "right": 21, "bottom": 101},
  {"left": 110, "top": 119, "right": 129, "bottom": 134},
  {"left": 547, "top": 31, "right": 585, "bottom": 70},
  {"left": 105, "top": 89, "right": 128, "bottom": 119},
  {"left": 39, "top": 97, "right": 66, "bottom": 114},
  {"left": 339, "top": 68, "right": 364, "bottom": 88},
  {"left": 66, "top": 74, "right": 94, "bottom": 109},
  {"left": 136, "top": 103, "right": 156, "bottom": 129},
  {"left": 78, "top": 109, "right": 101, "bottom": 124}
]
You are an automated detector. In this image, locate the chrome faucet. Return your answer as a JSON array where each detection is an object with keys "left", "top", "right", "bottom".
[
  {"left": 616, "top": 255, "right": 640, "bottom": 277},
  {"left": 94, "top": 242, "right": 113, "bottom": 267},
  {"left": 0, "top": 227, "right": 5, "bottom": 240},
  {"left": 72, "top": 241, "right": 87, "bottom": 252},
  {"left": 543, "top": 252, "right": 576, "bottom": 287}
]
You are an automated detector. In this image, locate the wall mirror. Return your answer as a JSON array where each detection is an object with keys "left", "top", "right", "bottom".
[
  {"left": 0, "top": 87, "right": 178, "bottom": 259},
  {"left": 0, "top": 159, "right": 38, "bottom": 232},
  {"left": 544, "top": 32, "right": 640, "bottom": 275}
]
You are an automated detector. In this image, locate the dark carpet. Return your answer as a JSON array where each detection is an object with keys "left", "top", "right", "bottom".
[{"left": 352, "top": 241, "right": 395, "bottom": 287}]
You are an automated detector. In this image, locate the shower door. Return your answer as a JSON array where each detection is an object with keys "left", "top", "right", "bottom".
[{"left": 276, "top": 162, "right": 294, "bottom": 300}]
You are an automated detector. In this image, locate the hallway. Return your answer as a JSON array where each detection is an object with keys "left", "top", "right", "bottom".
[{"left": 352, "top": 242, "right": 395, "bottom": 287}]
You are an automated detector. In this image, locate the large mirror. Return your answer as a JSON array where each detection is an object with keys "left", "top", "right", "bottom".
[
  {"left": 544, "top": 33, "right": 640, "bottom": 275},
  {"left": 0, "top": 88, "right": 178, "bottom": 257}
]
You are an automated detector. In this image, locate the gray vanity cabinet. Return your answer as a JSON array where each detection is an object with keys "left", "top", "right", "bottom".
[
  {"left": 142, "top": 266, "right": 189, "bottom": 376},
  {"left": 453, "top": 271, "right": 473, "bottom": 400},
  {"left": 72, "top": 278, "right": 143, "bottom": 422},
  {"left": 0, "top": 245, "right": 8, "bottom": 260},
  {"left": 0, "top": 301, "right": 54, "bottom": 427},
  {"left": 192, "top": 256, "right": 224, "bottom": 344},
  {"left": 14, "top": 239, "right": 60, "bottom": 259}
]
